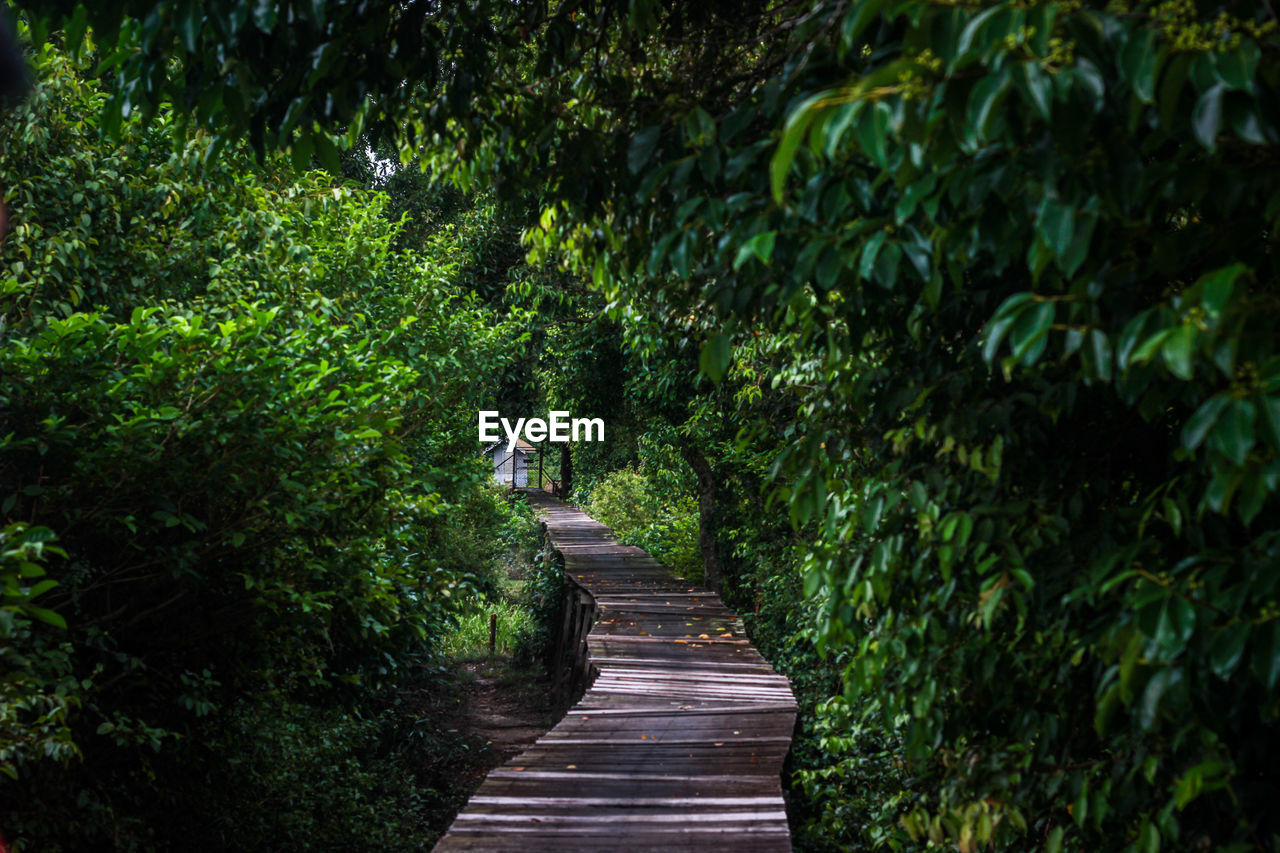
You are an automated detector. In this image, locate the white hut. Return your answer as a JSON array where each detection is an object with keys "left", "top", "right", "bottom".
[{"left": 484, "top": 439, "right": 535, "bottom": 486}]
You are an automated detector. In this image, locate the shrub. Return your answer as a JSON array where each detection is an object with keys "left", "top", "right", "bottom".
[
  {"left": 0, "top": 42, "right": 517, "bottom": 850},
  {"left": 587, "top": 466, "right": 702, "bottom": 580},
  {"left": 0, "top": 524, "right": 79, "bottom": 783}
]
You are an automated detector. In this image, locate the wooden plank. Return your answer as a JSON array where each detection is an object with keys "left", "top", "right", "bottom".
[{"left": 433, "top": 493, "right": 797, "bottom": 852}]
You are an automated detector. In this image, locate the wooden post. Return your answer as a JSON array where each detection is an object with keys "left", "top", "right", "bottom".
[
  {"left": 538, "top": 443, "right": 545, "bottom": 490},
  {"left": 489, "top": 612, "right": 497, "bottom": 657}
]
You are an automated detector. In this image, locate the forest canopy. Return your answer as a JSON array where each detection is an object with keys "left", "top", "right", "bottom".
[{"left": 6, "top": 1, "right": 1280, "bottom": 851}]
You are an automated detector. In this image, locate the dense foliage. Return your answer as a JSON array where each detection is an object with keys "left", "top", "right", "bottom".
[
  {"left": 11, "top": 0, "right": 1280, "bottom": 850},
  {"left": 586, "top": 465, "right": 701, "bottom": 579},
  {"left": 0, "top": 41, "right": 536, "bottom": 850}
]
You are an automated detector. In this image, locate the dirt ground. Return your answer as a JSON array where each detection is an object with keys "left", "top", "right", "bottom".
[{"left": 436, "top": 657, "right": 559, "bottom": 809}]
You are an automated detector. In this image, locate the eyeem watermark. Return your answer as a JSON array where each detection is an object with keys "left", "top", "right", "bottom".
[{"left": 479, "top": 411, "right": 604, "bottom": 451}]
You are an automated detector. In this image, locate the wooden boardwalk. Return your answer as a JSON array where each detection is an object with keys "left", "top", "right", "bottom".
[{"left": 433, "top": 492, "right": 797, "bottom": 852}]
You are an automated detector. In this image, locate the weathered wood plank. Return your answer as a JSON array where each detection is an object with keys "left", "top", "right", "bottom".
[{"left": 433, "top": 493, "right": 797, "bottom": 852}]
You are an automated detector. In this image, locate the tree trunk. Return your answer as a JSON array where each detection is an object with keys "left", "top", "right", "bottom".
[
  {"left": 678, "top": 440, "right": 721, "bottom": 593},
  {"left": 559, "top": 444, "right": 573, "bottom": 498}
]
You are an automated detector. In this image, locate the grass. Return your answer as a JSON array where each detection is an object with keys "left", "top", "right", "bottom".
[{"left": 440, "top": 592, "right": 536, "bottom": 660}]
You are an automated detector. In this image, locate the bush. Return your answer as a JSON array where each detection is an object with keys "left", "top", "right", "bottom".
[
  {"left": 0, "top": 42, "right": 518, "bottom": 850},
  {"left": 436, "top": 492, "right": 554, "bottom": 663},
  {"left": 197, "top": 698, "right": 429, "bottom": 851},
  {"left": 586, "top": 466, "right": 701, "bottom": 580},
  {"left": 0, "top": 524, "right": 79, "bottom": 783}
]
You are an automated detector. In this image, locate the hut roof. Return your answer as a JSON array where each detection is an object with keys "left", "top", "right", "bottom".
[{"left": 483, "top": 439, "right": 536, "bottom": 454}]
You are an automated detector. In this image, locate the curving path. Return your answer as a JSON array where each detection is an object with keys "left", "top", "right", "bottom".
[{"left": 433, "top": 492, "right": 797, "bottom": 852}]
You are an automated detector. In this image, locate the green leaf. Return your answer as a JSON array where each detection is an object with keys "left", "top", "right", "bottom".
[
  {"left": 700, "top": 333, "right": 732, "bottom": 382},
  {"left": 252, "top": 0, "right": 277, "bottom": 32},
  {"left": 1037, "top": 199, "right": 1074, "bottom": 258},
  {"left": 1008, "top": 301, "right": 1054, "bottom": 366},
  {"left": 1161, "top": 324, "right": 1196, "bottom": 380},
  {"left": 1070, "top": 59, "right": 1106, "bottom": 112},
  {"left": 1073, "top": 778, "right": 1090, "bottom": 827},
  {"left": 1228, "top": 99, "right": 1267, "bottom": 145},
  {"left": 1026, "top": 235, "right": 1052, "bottom": 283},
  {"left": 908, "top": 481, "right": 927, "bottom": 511},
  {"left": 1191, "top": 83, "right": 1226, "bottom": 151},
  {"left": 26, "top": 605, "right": 67, "bottom": 630},
  {"left": 773, "top": 90, "right": 840, "bottom": 201},
  {"left": 954, "top": 5, "right": 1005, "bottom": 66},
  {"left": 968, "top": 70, "right": 1011, "bottom": 139},
  {"left": 1131, "top": 327, "right": 1174, "bottom": 366},
  {"left": 1215, "top": 40, "right": 1260, "bottom": 92},
  {"left": 923, "top": 270, "right": 943, "bottom": 309},
  {"left": 1207, "top": 400, "right": 1256, "bottom": 467},
  {"left": 1155, "top": 595, "right": 1196, "bottom": 655},
  {"left": 1237, "top": 467, "right": 1267, "bottom": 525},
  {"left": 684, "top": 107, "right": 716, "bottom": 147},
  {"left": 290, "top": 134, "right": 314, "bottom": 171},
  {"left": 1060, "top": 211, "right": 1097, "bottom": 279},
  {"left": 1158, "top": 53, "right": 1192, "bottom": 130},
  {"left": 26, "top": 578, "right": 58, "bottom": 599},
  {"left": 819, "top": 102, "right": 861, "bottom": 159},
  {"left": 1204, "top": 465, "right": 1241, "bottom": 514},
  {"left": 1140, "top": 666, "right": 1182, "bottom": 731},
  {"left": 1183, "top": 395, "right": 1230, "bottom": 451},
  {"left": 1017, "top": 62, "right": 1052, "bottom": 120},
  {"left": 1141, "top": 821, "right": 1161, "bottom": 853},
  {"left": 839, "top": 0, "right": 890, "bottom": 47},
  {"left": 1120, "top": 29, "right": 1160, "bottom": 103},
  {"left": 856, "top": 101, "right": 892, "bottom": 167},
  {"left": 627, "top": 126, "right": 661, "bottom": 175},
  {"left": 1209, "top": 623, "right": 1248, "bottom": 679},
  {"left": 1197, "top": 263, "right": 1246, "bottom": 314},
  {"left": 901, "top": 236, "right": 929, "bottom": 280},
  {"left": 1094, "top": 681, "right": 1122, "bottom": 736},
  {"left": 982, "top": 292, "right": 1035, "bottom": 363},
  {"left": 872, "top": 241, "right": 902, "bottom": 288},
  {"left": 858, "top": 231, "right": 888, "bottom": 283},
  {"left": 176, "top": 0, "right": 202, "bottom": 53},
  {"left": 1174, "top": 761, "right": 1232, "bottom": 811},
  {"left": 313, "top": 133, "right": 341, "bottom": 174},
  {"left": 894, "top": 173, "right": 936, "bottom": 224},
  {"left": 1088, "top": 329, "right": 1113, "bottom": 381},
  {"left": 1259, "top": 395, "right": 1280, "bottom": 452},
  {"left": 1251, "top": 621, "right": 1280, "bottom": 690},
  {"left": 815, "top": 246, "right": 843, "bottom": 291},
  {"left": 65, "top": 4, "right": 91, "bottom": 59},
  {"left": 733, "top": 232, "right": 776, "bottom": 270},
  {"left": 1116, "top": 308, "right": 1157, "bottom": 369}
]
